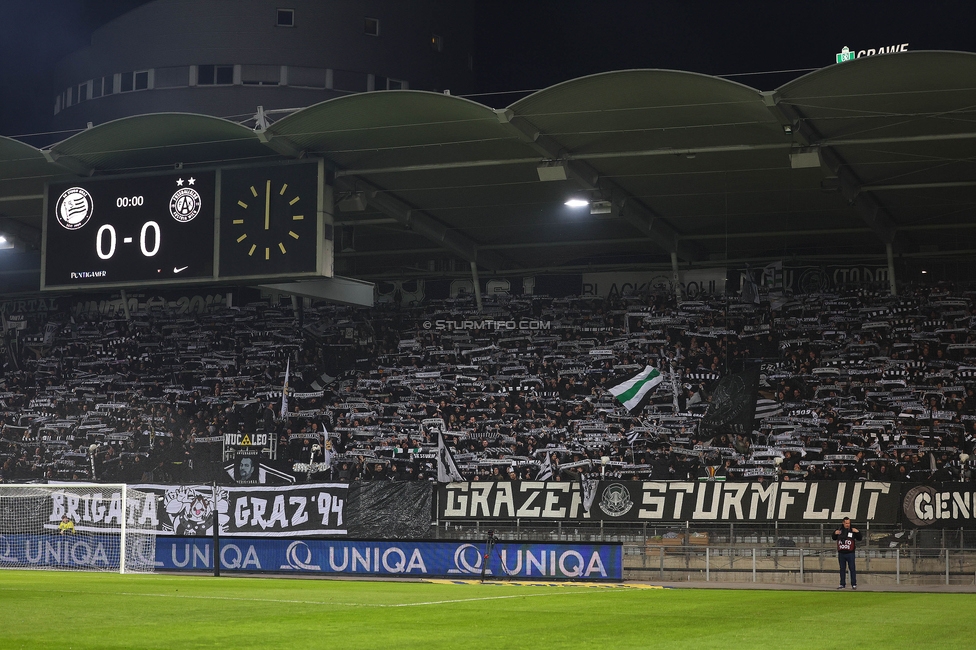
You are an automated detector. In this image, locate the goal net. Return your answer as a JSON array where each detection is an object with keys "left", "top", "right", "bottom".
[{"left": 0, "top": 484, "right": 157, "bottom": 573}]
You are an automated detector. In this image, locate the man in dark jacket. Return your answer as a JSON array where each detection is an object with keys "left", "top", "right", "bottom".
[{"left": 832, "top": 517, "right": 863, "bottom": 590}]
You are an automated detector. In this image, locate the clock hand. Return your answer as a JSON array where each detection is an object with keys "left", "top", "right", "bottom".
[{"left": 264, "top": 180, "right": 271, "bottom": 230}]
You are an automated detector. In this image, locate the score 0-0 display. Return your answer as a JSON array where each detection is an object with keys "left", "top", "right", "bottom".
[{"left": 42, "top": 171, "right": 216, "bottom": 290}]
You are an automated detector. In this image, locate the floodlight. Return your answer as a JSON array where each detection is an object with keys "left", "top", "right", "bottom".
[
  {"left": 790, "top": 149, "right": 821, "bottom": 169},
  {"left": 537, "top": 162, "right": 568, "bottom": 182},
  {"left": 564, "top": 198, "right": 588, "bottom": 208}
]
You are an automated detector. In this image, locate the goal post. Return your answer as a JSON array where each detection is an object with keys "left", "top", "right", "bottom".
[{"left": 0, "top": 484, "right": 157, "bottom": 574}]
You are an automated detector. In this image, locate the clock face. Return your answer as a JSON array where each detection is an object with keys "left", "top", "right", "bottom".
[{"left": 218, "top": 162, "right": 320, "bottom": 279}]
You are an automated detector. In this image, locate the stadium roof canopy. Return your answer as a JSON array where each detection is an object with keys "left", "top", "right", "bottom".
[{"left": 1, "top": 50, "right": 975, "bottom": 281}]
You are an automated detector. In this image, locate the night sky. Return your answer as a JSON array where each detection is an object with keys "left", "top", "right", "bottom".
[{"left": 1, "top": 0, "right": 974, "bottom": 140}]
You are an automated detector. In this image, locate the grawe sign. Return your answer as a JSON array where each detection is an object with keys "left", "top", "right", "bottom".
[{"left": 836, "top": 43, "right": 909, "bottom": 63}]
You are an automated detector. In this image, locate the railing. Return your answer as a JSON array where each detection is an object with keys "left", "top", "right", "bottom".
[
  {"left": 431, "top": 520, "right": 976, "bottom": 547},
  {"left": 622, "top": 546, "right": 976, "bottom": 586},
  {"left": 430, "top": 520, "right": 976, "bottom": 585}
]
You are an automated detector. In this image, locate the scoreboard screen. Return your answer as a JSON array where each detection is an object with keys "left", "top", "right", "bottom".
[
  {"left": 41, "top": 160, "right": 328, "bottom": 291},
  {"left": 43, "top": 172, "right": 216, "bottom": 290}
]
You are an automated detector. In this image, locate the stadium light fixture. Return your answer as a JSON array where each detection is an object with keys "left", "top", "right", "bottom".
[
  {"left": 564, "top": 198, "right": 589, "bottom": 208},
  {"left": 790, "top": 149, "right": 821, "bottom": 169},
  {"left": 537, "top": 161, "right": 568, "bottom": 182},
  {"left": 0, "top": 235, "right": 12, "bottom": 250}
]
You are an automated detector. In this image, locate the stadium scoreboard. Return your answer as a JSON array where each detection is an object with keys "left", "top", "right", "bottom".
[{"left": 42, "top": 160, "right": 330, "bottom": 290}]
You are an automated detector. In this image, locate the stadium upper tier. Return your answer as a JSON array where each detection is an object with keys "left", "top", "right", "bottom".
[
  {"left": 2, "top": 283, "right": 976, "bottom": 485},
  {"left": 1, "top": 50, "right": 975, "bottom": 280}
]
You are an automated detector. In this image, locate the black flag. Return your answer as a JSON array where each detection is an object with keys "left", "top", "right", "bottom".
[{"left": 701, "top": 367, "right": 761, "bottom": 436}]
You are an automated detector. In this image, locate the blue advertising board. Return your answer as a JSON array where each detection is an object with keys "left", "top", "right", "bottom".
[
  {"left": 156, "top": 537, "right": 623, "bottom": 581},
  {"left": 0, "top": 534, "right": 121, "bottom": 569}
]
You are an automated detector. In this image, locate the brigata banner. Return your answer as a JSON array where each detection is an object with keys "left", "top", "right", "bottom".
[
  {"left": 44, "top": 483, "right": 349, "bottom": 537},
  {"left": 901, "top": 484, "right": 976, "bottom": 528},
  {"left": 44, "top": 482, "right": 431, "bottom": 538},
  {"left": 438, "top": 481, "right": 901, "bottom": 523},
  {"left": 155, "top": 537, "right": 622, "bottom": 581}
]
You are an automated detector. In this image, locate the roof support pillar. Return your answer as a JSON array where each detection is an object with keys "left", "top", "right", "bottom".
[
  {"left": 671, "top": 251, "right": 682, "bottom": 305},
  {"left": 886, "top": 242, "right": 897, "bottom": 296},
  {"left": 470, "top": 261, "right": 483, "bottom": 313}
]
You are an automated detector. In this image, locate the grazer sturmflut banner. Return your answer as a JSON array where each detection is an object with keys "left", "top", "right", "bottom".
[{"left": 438, "top": 481, "right": 901, "bottom": 523}]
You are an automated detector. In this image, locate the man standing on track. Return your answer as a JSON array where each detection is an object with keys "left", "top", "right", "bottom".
[{"left": 832, "top": 517, "right": 863, "bottom": 590}]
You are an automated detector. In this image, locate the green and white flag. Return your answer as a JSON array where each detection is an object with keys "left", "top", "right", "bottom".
[{"left": 607, "top": 365, "right": 664, "bottom": 413}]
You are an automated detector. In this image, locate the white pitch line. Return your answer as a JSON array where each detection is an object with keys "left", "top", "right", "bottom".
[
  {"left": 0, "top": 587, "right": 592, "bottom": 608},
  {"left": 387, "top": 593, "right": 574, "bottom": 607}
]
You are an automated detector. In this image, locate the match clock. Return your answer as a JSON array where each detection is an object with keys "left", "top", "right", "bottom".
[{"left": 218, "top": 161, "right": 322, "bottom": 280}]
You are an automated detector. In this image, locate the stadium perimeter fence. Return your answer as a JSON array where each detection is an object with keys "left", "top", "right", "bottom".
[{"left": 431, "top": 521, "right": 976, "bottom": 585}]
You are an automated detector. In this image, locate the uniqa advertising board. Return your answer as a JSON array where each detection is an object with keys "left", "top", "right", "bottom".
[{"left": 155, "top": 537, "right": 623, "bottom": 581}]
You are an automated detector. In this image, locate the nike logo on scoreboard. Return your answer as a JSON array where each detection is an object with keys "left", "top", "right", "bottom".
[{"left": 174, "top": 266, "right": 189, "bottom": 274}]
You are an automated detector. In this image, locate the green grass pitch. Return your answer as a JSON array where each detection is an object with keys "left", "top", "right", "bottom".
[{"left": 0, "top": 571, "right": 972, "bottom": 649}]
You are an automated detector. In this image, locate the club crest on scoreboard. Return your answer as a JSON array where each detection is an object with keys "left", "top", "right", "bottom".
[
  {"left": 170, "top": 185, "right": 202, "bottom": 222},
  {"left": 55, "top": 187, "right": 94, "bottom": 230}
]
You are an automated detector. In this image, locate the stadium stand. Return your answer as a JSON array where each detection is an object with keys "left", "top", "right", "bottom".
[{"left": 3, "top": 281, "right": 976, "bottom": 486}]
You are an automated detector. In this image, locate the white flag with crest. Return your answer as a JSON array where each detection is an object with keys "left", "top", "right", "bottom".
[{"left": 436, "top": 430, "right": 465, "bottom": 483}]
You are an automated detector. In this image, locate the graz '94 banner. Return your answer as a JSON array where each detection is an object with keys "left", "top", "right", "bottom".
[
  {"left": 438, "top": 481, "right": 902, "bottom": 524},
  {"left": 137, "top": 481, "right": 430, "bottom": 537}
]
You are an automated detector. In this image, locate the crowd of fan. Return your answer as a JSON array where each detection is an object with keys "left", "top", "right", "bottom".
[{"left": 2, "top": 282, "right": 976, "bottom": 485}]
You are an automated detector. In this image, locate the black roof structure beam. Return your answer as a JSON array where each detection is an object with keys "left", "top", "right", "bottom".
[
  {"left": 762, "top": 91, "right": 897, "bottom": 245},
  {"left": 40, "top": 150, "right": 93, "bottom": 177},
  {"left": 494, "top": 108, "right": 703, "bottom": 263},
  {"left": 254, "top": 128, "right": 506, "bottom": 271},
  {"left": 335, "top": 177, "right": 508, "bottom": 272}
]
